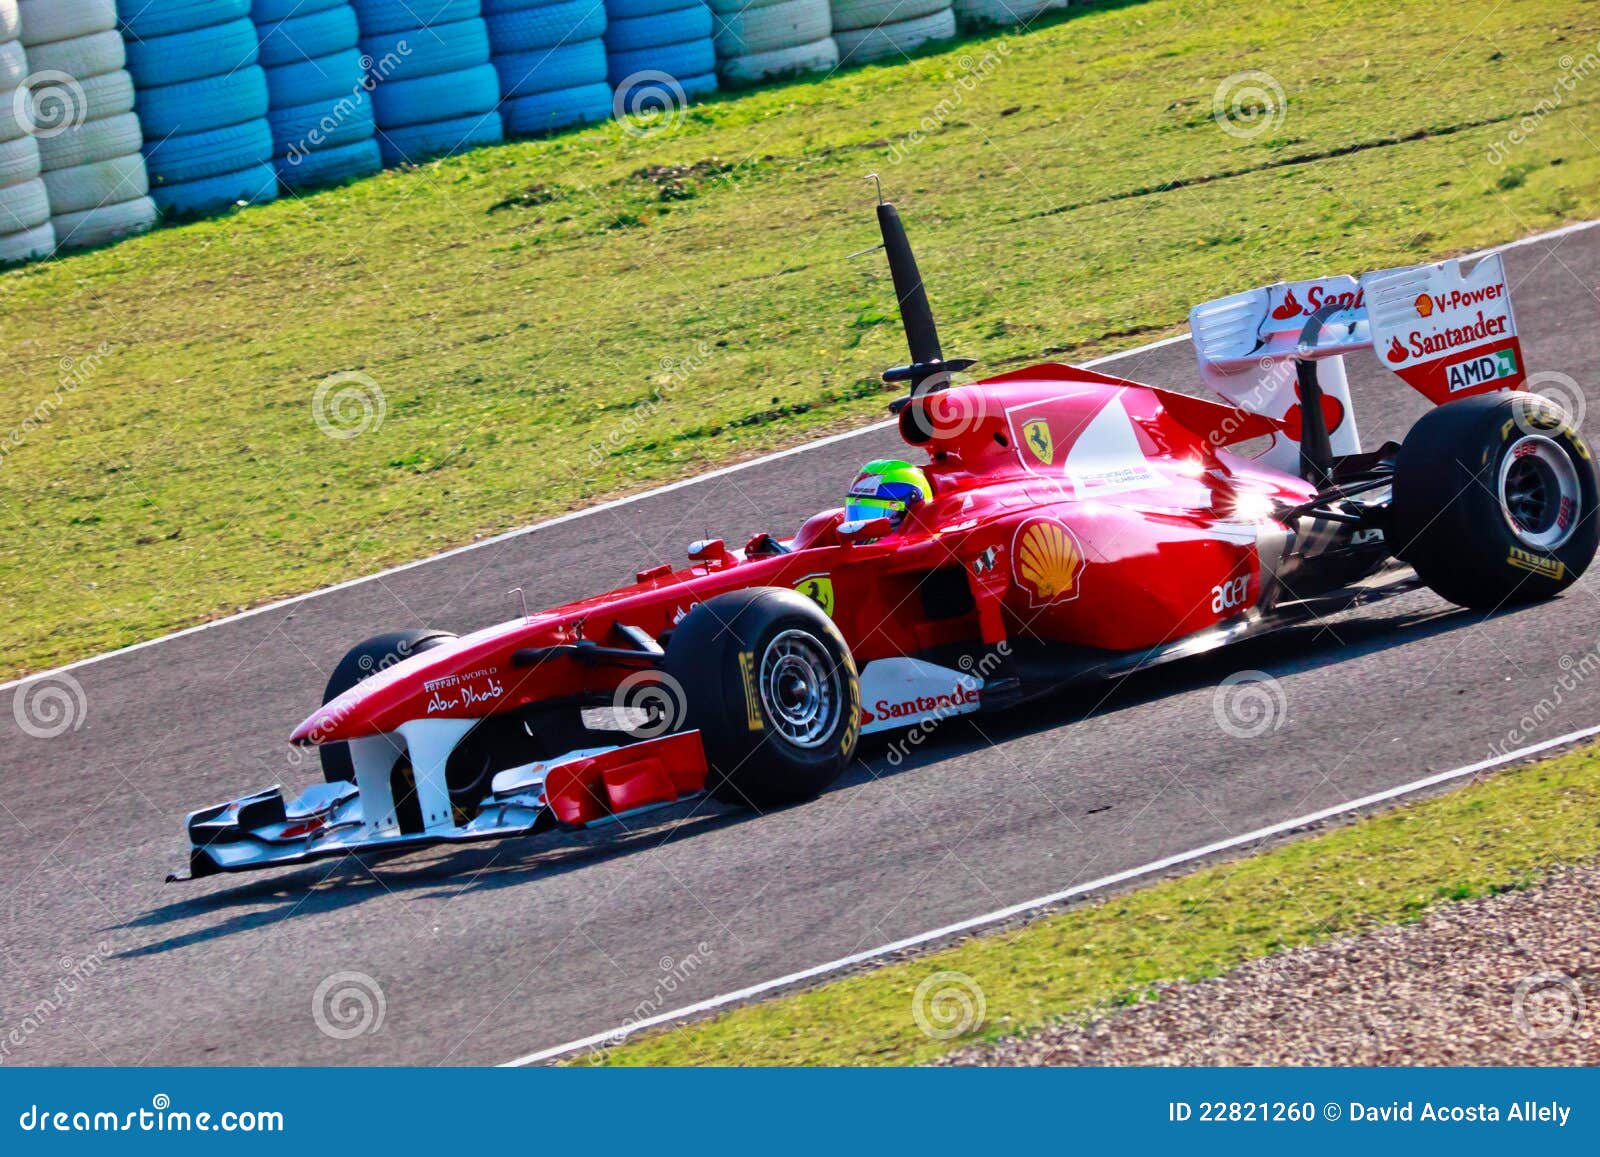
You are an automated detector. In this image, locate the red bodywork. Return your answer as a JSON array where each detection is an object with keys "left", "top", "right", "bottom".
[{"left": 291, "top": 364, "right": 1313, "bottom": 749}]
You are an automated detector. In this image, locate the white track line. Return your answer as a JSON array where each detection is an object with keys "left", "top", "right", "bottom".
[
  {"left": 5, "top": 217, "right": 1595, "bottom": 696},
  {"left": 502, "top": 721, "right": 1600, "bottom": 1066}
]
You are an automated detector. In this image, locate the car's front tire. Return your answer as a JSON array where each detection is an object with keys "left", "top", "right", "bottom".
[
  {"left": 663, "top": 588, "right": 860, "bottom": 808},
  {"left": 1392, "top": 391, "right": 1598, "bottom": 609},
  {"left": 318, "top": 628, "right": 456, "bottom": 783}
]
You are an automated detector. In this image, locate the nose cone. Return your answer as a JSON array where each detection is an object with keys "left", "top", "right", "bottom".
[{"left": 289, "top": 703, "right": 342, "bottom": 746}]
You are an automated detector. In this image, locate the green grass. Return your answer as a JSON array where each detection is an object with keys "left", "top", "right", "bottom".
[
  {"left": 3, "top": 0, "right": 1598, "bottom": 677},
  {"left": 581, "top": 741, "right": 1600, "bottom": 1066}
]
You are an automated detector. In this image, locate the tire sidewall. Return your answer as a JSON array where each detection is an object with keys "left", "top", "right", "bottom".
[
  {"left": 665, "top": 588, "right": 860, "bottom": 806},
  {"left": 318, "top": 628, "right": 456, "bottom": 782},
  {"left": 1394, "top": 392, "right": 1599, "bottom": 606}
]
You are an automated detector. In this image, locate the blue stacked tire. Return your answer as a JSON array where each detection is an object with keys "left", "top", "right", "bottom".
[
  {"left": 487, "top": 0, "right": 612, "bottom": 136},
  {"left": 603, "top": 0, "right": 717, "bottom": 104},
  {"left": 0, "top": 2, "right": 56, "bottom": 262},
  {"left": 352, "top": 0, "right": 503, "bottom": 165},
  {"left": 117, "top": 0, "right": 277, "bottom": 216},
  {"left": 251, "top": 1, "right": 380, "bottom": 191}
]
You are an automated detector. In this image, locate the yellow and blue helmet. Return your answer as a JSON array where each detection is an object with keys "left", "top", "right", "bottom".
[{"left": 845, "top": 459, "right": 932, "bottom": 528}]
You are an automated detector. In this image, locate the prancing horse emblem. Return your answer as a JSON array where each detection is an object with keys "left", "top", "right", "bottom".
[{"left": 1022, "top": 418, "right": 1053, "bottom": 466}]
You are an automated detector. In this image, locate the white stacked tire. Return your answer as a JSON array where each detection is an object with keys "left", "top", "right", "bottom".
[
  {"left": 0, "top": 0, "right": 55, "bottom": 261},
  {"left": 252, "top": 1, "right": 379, "bottom": 190},
  {"left": 352, "top": 0, "right": 503, "bottom": 166},
  {"left": 118, "top": 0, "right": 277, "bottom": 217},
  {"left": 487, "top": 0, "right": 610, "bottom": 137},
  {"left": 952, "top": 0, "right": 1060, "bottom": 30},
  {"left": 711, "top": 0, "right": 836, "bottom": 86},
  {"left": 603, "top": 0, "right": 717, "bottom": 108},
  {"left": 830, "top": 0, "right": 953, "bottom": 64},
  {"left": 17, "top": 0, "right": 152, "bottom": 250}
]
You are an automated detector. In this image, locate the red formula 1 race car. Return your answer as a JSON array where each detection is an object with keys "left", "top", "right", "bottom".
[{"left": 171, "top": 196, "right": 1598, "bottom": 880}]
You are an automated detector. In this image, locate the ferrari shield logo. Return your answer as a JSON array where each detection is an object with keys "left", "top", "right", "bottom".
[
  {"left": 794, "top": 574, "right": 835, "bottom": 617},
  {"left": 1021, "top": 418, "right": 1053, "bottom": 466}
]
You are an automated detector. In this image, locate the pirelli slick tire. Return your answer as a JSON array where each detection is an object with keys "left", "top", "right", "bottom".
[
  {"left": 318, "top": 629, "right": 458, "bottom": 784},
  {"left": 1392, "top": 392, "right": 1600, "bottom": 609},
  {"left": 664, "top": 587, "right": 859, "bottom": 808}
]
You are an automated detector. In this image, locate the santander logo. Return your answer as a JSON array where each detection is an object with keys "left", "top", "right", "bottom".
[
  {"left": 1385, "top": 335, "right": 1408, "bottom": 364},
  {"left": 860, "top": 684, "right": 982, "bottom": 724},
  {"left": 1271, "top": 283, "right": 1365, "bottom": 321}
]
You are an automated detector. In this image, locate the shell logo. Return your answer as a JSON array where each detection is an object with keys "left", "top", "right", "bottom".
[
  {"left": 1414, "top": 293, "right": 1434, "bottom": 318},
  {"left": 1013, "top": 519, "right": 1086, "bottom": 606}
]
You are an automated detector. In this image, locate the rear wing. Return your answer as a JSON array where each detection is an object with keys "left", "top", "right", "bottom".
[{"left": 1189, "top": 253, "right": 1524, "bottom": 474}]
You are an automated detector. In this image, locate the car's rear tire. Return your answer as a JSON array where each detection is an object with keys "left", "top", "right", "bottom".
[
  {"left": 663, "top": 588, "right": 860, "bottom": 808},
  {"left": 1392, "top": 391, "right": 1599, "bottom": 609},
  {"left": 318, "top": 628, "right": 456, "bottom": 783}
]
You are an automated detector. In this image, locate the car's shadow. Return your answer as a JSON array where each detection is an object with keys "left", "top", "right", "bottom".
[{"left": 112, "top": 592, "right": 1539, "bottom": 957}]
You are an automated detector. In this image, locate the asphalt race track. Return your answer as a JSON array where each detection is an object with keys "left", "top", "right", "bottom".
[{"left": 4, "top": 224, "right": 1600, "bottom": 1066}]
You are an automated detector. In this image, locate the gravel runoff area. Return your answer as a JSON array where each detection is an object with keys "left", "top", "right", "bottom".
[{"left": 942, "top": 866, "right": 1600, "bottom": 1066}]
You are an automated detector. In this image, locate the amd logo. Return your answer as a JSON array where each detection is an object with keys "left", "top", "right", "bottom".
[{"left": 1446, "top": 348, "right": 1518, "bottom": 393}]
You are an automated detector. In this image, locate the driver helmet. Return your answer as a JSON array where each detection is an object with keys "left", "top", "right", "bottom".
[{"left": 845, "top": 459, "right": 932, "bottom": 529}]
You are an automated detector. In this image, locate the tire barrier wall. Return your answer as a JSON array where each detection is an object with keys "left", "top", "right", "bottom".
[{"left": 117, "top": 0, "right": 278, "bottom": 217}]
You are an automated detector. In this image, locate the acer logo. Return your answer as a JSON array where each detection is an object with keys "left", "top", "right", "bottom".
[{"left": 1270, "top": 283, "right": 1365, "bottom": 321}]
